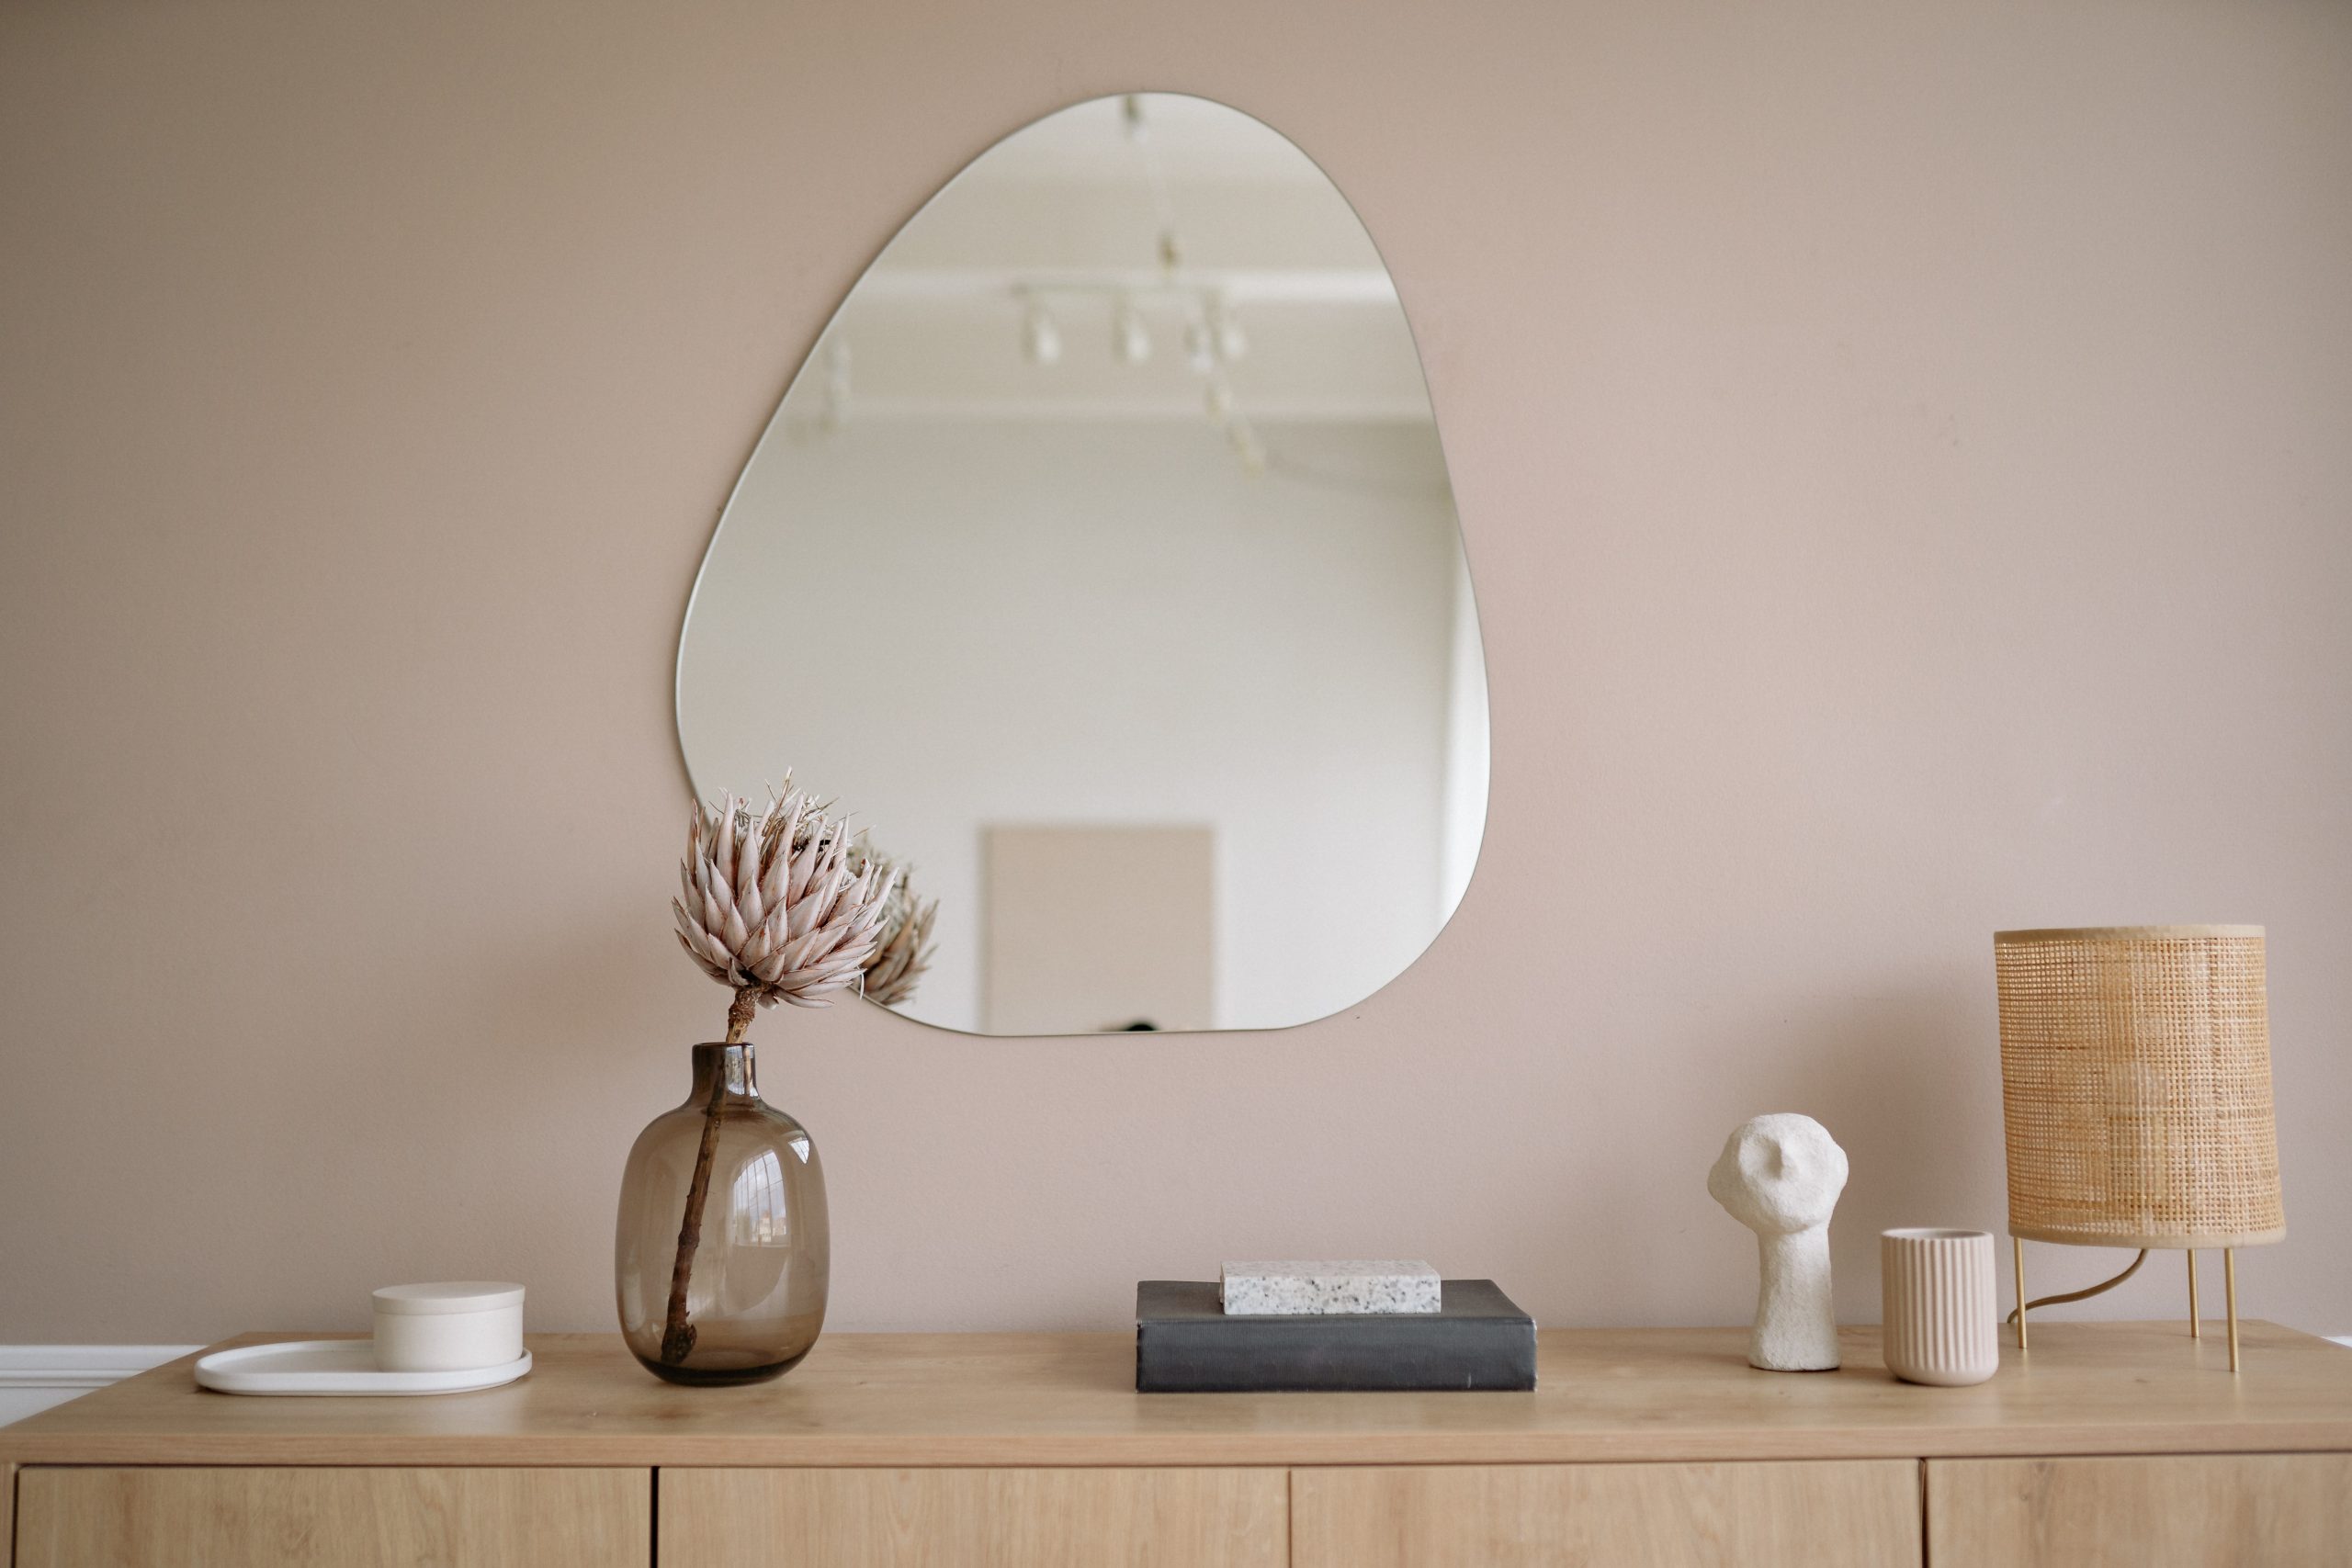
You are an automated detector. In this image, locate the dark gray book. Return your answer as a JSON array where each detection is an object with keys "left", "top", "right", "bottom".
[{"left": 1135, "top": 1279, "right": 1536, "bottom": 1393}]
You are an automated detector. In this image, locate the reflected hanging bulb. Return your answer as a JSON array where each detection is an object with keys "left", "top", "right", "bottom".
[
  {"left": 1022, "top": 299, "right": 1062, "bottom": 366},
  {"left": 1216, "top": 314, "right": 1247, "bottom": 362},
  {"left": 1206, "top": 294, "right": 1247, "bottom": 361},
  {"left": 1183, "top": 317, "right": 1216, "bottom": 375},
  {"left": 1204, "top": 378, "right": 1233, "bottom": 426},
  {"left": 1114, "top": 297, "right": 1152, "bottom": 365}
]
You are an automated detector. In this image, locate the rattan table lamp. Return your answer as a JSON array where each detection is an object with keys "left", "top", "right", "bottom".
[{"left": 1994, "top": 925, "right": 2284, "bottom": 1372}]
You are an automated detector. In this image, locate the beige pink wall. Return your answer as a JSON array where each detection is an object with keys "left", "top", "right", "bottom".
[{"left": 3, "top": 0, "right": 2348, "bottom": 1344}]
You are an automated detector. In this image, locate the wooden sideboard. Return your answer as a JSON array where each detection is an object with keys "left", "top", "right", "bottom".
[{"left": 6, "top": 1321, "right": 2351, "bottom": 1565}]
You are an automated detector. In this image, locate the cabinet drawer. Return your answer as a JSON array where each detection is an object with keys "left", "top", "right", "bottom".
[
  {"left": 660, "top": 1466, "right": 1286, "bottom": 1568},
  {"left": 1292, "top": 1460, "right": 1921, "bottom": 1568},
  {"left": 13, "top": 1466, "right": 649, "bottom": 1568},
  {"left": 1928, "top": 1453, "right": 2352, "bottom": 1566}
]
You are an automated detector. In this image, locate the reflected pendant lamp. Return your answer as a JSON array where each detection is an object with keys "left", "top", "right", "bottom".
[{"left": 1994, "top": 925, "right": 2284, "bottom": 1372}]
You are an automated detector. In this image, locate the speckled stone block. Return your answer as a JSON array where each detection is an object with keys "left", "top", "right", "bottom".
[{"left": 1219, "top": 1260, "right": 1441, "bottom": 1315}]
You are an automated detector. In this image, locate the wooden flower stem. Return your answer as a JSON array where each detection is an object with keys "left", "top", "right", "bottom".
[{"left": 658, "top": 987, "right": 758, "bottom": 1364}]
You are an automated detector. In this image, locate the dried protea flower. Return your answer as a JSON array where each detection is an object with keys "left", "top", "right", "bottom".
[
  {"left": 672, "top": 784, "right": 899, "bottom": 1041},
  {"left": 657, "top": 781, "right": 899, "bottom": 1368},
  {"left": 854, "top": 850, "right": 936, "bottom": 1009}
]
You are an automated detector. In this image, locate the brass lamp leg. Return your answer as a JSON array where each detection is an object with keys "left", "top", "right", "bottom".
[
  {"left": 2013, "top": 1236, "right": 2029, "bottom": 1350},
  {"left": 2224, "top": 1248, "right": 2240, "bottom": 1374},
  {"left": 2188, "top": 1250, "right": 2200, "bottom": 1338}
]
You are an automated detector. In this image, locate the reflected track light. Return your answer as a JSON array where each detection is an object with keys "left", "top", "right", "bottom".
[
  {"left": 1021, "top": 299, "right": 1062, "bottom": 366},
  {"left": 1183, "top": 316, "right": 1216, "bottom": 375},
  {"left": 1114, "top": 297, "right": 1152, "bottom": 364},
  {"left": 1205, "top": 293, "right": 1247, "bottom": 361}
]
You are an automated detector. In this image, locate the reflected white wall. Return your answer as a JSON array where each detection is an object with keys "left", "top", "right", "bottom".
[
  {"left": 1440, "top": 545, "right": 1490, "bottom": 923},
  {"left": 680, "top": 416, "right": 1467, "bottom": 1032}
]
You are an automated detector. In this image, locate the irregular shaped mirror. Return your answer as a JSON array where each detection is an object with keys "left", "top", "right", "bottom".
[{"left": 678, "top": 93, "right": 1486, "bottom": 1034}]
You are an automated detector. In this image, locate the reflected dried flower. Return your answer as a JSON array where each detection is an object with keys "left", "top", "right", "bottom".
[{"left": 854, "top": 849, "right": 936, "bottom": 1009}]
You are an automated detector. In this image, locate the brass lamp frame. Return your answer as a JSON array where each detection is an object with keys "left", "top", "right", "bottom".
[{"left": 2009, "top": 1240, "right": 2245, "bottom": 1371}]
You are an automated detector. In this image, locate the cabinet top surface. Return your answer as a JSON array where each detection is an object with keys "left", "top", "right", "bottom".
[{"left": 6, "top": 1323, "right": 2348, "bottom": 1468}]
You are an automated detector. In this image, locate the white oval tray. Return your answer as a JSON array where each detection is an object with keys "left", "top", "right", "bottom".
[{"left": 195, "top": 1339, "right": 531, "bottom": 1396}]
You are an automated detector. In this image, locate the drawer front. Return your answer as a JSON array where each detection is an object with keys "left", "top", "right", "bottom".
[
  {"left": 1928, "top": 1454, "right": 2352, "bottom": 1567},
  {"left": 660, "top": 1467, "right": 1286, "bottom": 1568},
  {"left": 1292, "top": 1460, "right": 1921, "bottom": 1568},
  {"left": 13, "top": 1466, "right": 649, "bottom": 1568}
]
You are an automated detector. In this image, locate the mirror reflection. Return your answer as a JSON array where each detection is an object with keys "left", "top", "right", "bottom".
[{"left": 677, "top": 93, "right": 1487, "bottom": 1034}]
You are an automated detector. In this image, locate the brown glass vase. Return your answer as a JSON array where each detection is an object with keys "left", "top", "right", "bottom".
[{"left": 615, "top": 1043, "right": 829, "bottom": 1384}]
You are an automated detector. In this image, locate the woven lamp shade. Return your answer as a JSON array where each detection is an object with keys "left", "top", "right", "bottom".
[{"left": 1996, "top": 926, "right": 2284, "bottom": 1251}]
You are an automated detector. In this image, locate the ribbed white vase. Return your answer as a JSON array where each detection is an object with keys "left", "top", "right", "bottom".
[{"left": 1881, "top": 1228, "right": 1999, "bottom": 1386}]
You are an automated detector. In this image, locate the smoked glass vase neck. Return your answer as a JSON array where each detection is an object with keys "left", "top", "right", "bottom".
[{"left": 688, "top": 1043, "right": 761, "bottom": 1102}]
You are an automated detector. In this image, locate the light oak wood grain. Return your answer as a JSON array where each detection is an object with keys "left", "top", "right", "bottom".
[
  {"left": 5, "top": 1324, "right": 2349, "bottom": 1470},
  {"left": 1928, "top": 1453, "right": 2352, "bottom": 1566},
  {"left": 661, "top": 1466, "right": 1285, "bottom": 1568},
  {"left": 1295, "top": 1460, "right": 1920, "bottom": 1568},
  {"left": 12, "top": 1466, "right": 648, "bottom": 1568}
]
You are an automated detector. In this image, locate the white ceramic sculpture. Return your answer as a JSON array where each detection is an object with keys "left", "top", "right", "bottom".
[{"left": 1707, "top": 1113, "right": 1849, "bottom": 1371}]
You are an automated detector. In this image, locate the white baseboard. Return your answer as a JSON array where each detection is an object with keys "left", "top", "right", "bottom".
[{"left": 0, "top": 1346, "right": 198, "bottom": 1427}]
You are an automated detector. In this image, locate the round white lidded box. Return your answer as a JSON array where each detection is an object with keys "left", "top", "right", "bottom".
[{"left": 372, "top": 1282, "right": 526, "bottom": 1372}]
